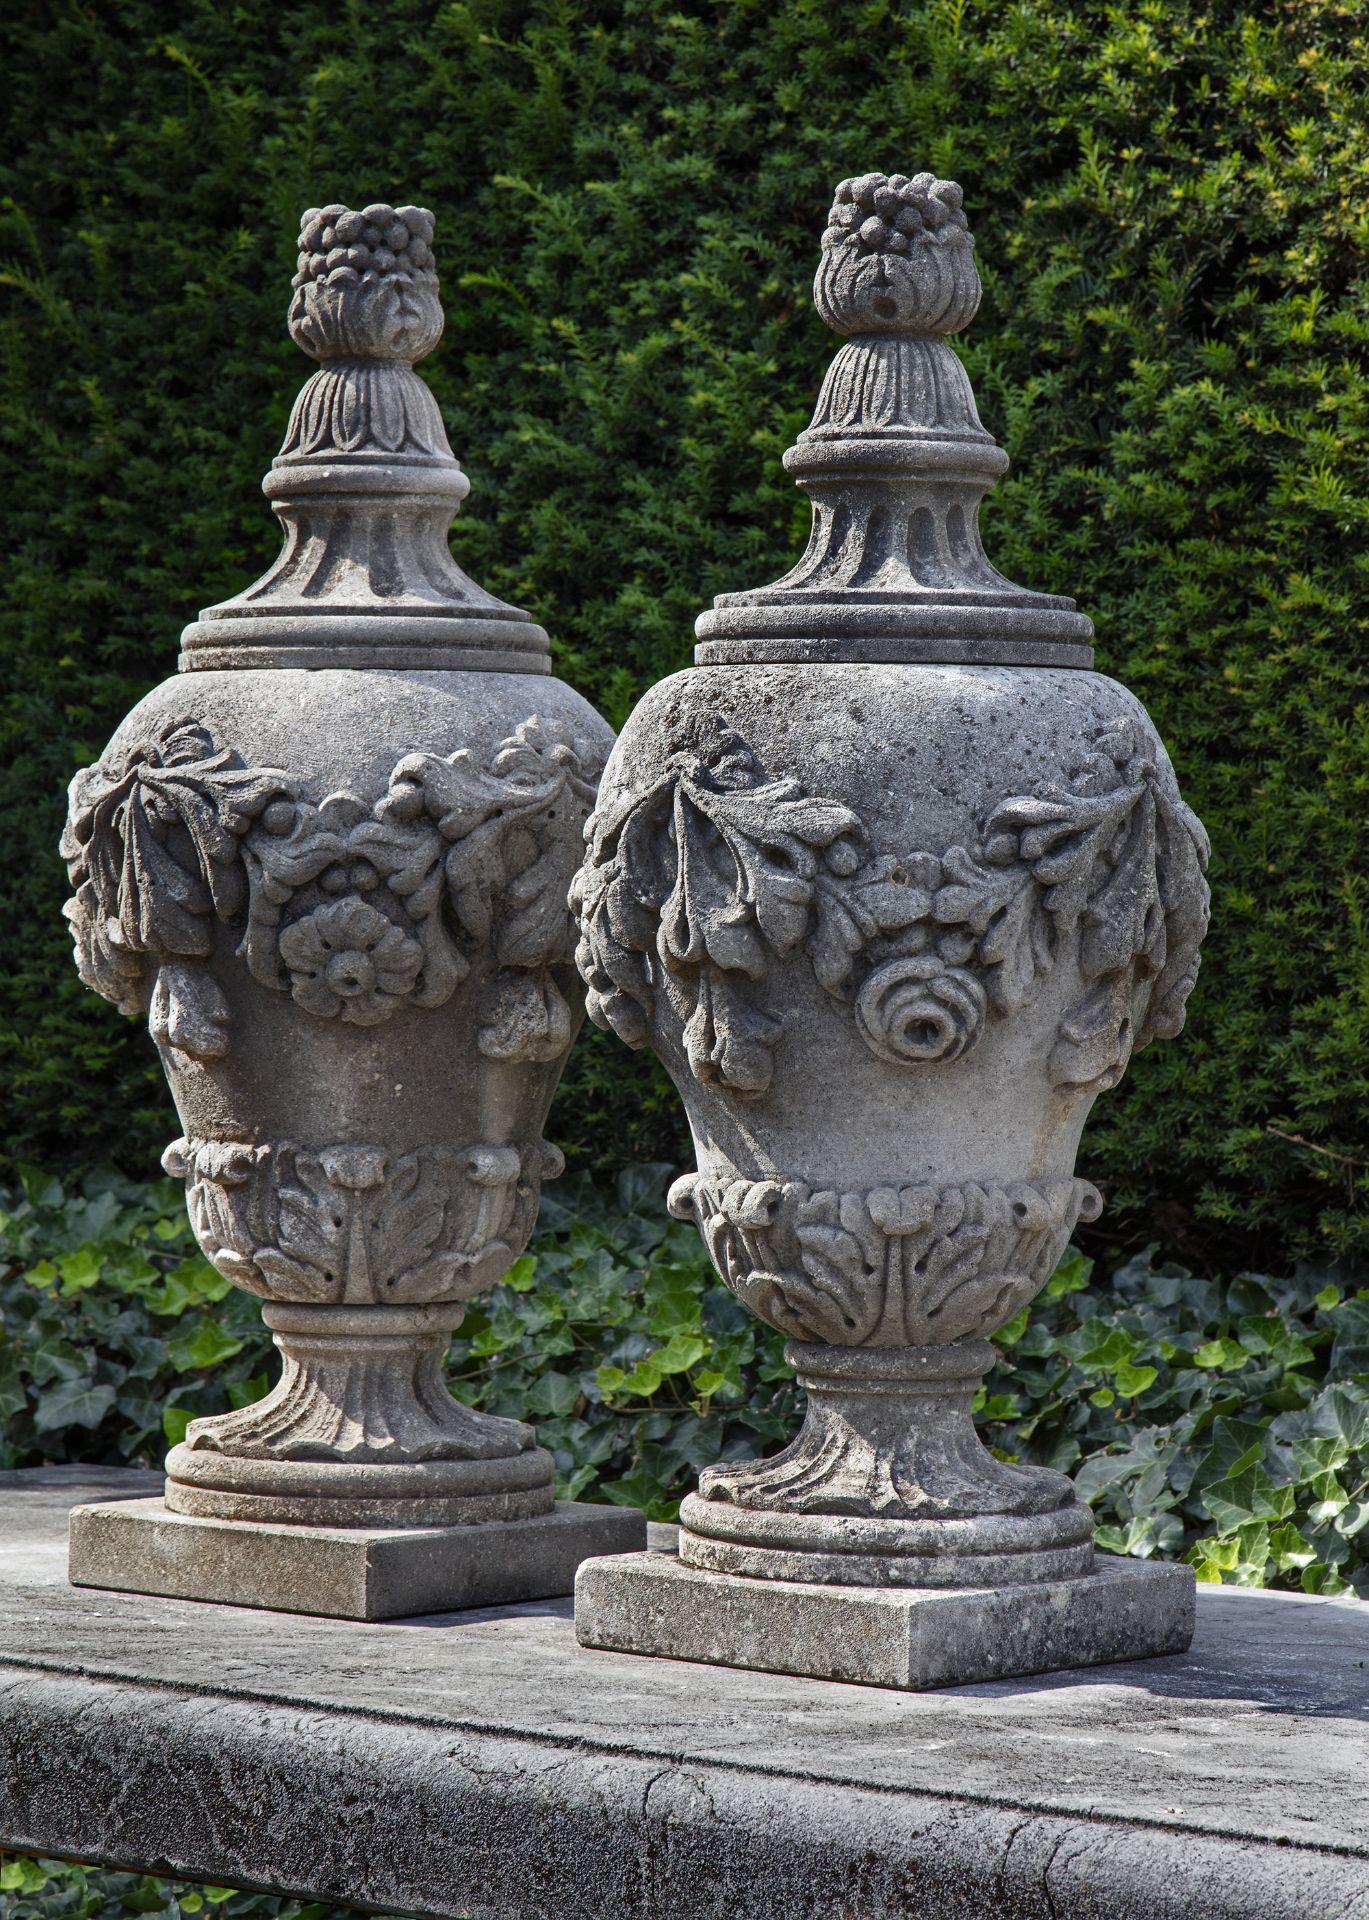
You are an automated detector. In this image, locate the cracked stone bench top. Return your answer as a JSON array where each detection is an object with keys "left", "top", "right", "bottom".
[{"left": 1, "top": 1469, "right": 1366, "bottom": 1919}]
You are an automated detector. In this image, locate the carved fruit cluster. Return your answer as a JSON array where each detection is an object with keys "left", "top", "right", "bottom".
[
  {"left": 288, "top": 203, "right": 441, "bottom": 362},
  {"left": 813, "top": 170, "right": 980, "bottom": 337},
  {"left": 822, "top": 172, "right": 970, "bottom": 259},
  {"left": 293, "top": 203, "right": 436, "bottom": 291}
]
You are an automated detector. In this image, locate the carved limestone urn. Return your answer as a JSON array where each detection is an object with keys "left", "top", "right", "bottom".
[
  {"left": 60, "top": 202, "right": 630, "bottom": 1604},
  {"left": 572, "top": 171, "right": 1209, "bottom": 1672}
]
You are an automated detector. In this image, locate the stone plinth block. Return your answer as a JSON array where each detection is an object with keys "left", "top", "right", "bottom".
[
  {"left": 71, "top": 1495, "right": 645, "bottom": 1621},
  {"left": 575, "top": 1550, "right": 1195, "bottom": 1691}
]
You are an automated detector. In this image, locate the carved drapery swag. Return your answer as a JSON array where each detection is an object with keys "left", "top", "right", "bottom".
[
  {"left": 63, "top": 716, "right": 605, "bottom": 1063},
  {"left": 573, "top": 713, "right": 1209, "bottom": 1098}
]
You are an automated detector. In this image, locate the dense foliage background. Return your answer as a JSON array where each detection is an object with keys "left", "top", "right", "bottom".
[
  {"left": 0, "top": 19, "right": 1365, "bottom": 1917},
  {"left": 1, "top": 0, "right": 1366, "bottom": 1266}
]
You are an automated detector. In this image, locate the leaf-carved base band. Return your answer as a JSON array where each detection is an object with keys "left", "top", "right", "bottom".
[
  {"left": 672, "top": 1171, "right": 1102, "bottom": 1345},
  {"left": 681, "top": 1338, "right": 1092, "bottom": 1585},
  {"left": 168, "top": 1135, "right": 559, "bottom": 1307},
  {"left": 165, "top": 1301, "right": 554, "bottom": 1528}
]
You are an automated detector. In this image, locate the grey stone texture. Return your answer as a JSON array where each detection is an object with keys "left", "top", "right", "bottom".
[
  {"left": 56, "top": 203, "right": 623, "bottom": 1601},
  {"left": 2, "top": 1473, "right": 1368, "bottom": 1920},
  {"left": 68, "top": 1493, "right": 645, "bottom": 1621},
  {"left": 183, "top": 202, "right": 547, "bottom": 675},
  {"left": 570, "top": 171, "right": 1211, "bottom": 1683},
  {"left": 575, "top": 1550, "right": 1194, "bottom": 1689},
  {"left": 692, "top": 171, "right": 1094, "bottom": 670}
]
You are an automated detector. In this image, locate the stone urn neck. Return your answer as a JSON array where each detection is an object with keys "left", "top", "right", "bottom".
[
  {"left": 694, "top": 171, "right": 1095, "bottom": 671},
  {"left": 180, "top": 201, "right": 549, "bottom": 676}
]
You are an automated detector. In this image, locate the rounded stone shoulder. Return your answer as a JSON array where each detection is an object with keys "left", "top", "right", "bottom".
[
  {"left": 65, "top": 665, "right": 615, "bottom": 1163},
  {"left": 575, "top": 660, "right": 1208, "bottom": 1200},
  {"left": 107, "top": 668, "right": 614, "bottom": 798},
  {"left": 598, "top": 663, "right": 1181, "bottom": 838}
]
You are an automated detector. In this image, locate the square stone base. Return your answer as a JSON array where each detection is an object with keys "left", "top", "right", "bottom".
[
  {"left": 575, "top": 1550, "right": 1195, "bottom": 1690},
  {"left": 69, "top": 1496, "right": 646, "bottom": 1621}
]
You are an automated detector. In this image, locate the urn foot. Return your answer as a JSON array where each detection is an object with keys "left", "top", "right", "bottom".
[
  {"left": 165, "top": 1301, "right": 553, "bottom": 1527},
  {"left": 683, "top": 1339, "right": 1092, "bottom": 1585},
  {"left": 679, "top": 1497, "right": 1093, "bottom": 1587}
]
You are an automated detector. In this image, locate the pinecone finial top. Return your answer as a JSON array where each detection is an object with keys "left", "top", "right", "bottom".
[
  {"left": 815, "top": 171, "right": 981, "bottom": 338},
  {"left": 288, "top": 202, "right": 443, "bottom": 364}
]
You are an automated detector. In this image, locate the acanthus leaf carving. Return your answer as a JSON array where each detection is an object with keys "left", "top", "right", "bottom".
[
  {"left": 670, "top": 1169, "right": 1102, "bottom": 1348},
  {"left": 165, "top": 1133, "right": 563, "bottom": 1307},
  {"left": 573, "top": 715, "right": 1209, "bottom": 1098}
]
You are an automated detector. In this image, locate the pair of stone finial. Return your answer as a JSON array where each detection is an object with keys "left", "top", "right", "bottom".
[{"left": 64, "top": 174, "right": 1207, "bottom": 1689}]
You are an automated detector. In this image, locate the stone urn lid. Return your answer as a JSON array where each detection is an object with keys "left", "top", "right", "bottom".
[
  {"left": 694, "top": 172, "right": 1095, "bottom": 669},
  {"left": 180, "top": 203, "right": 549, "bottom": 674}
]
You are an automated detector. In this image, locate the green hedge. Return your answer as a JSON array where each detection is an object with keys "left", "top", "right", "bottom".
[{"left": 2, "top": 0, "right": 1366, "bottom": 1263}]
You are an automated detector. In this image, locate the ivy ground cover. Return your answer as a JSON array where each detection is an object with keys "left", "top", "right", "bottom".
[{"left": 4, "top": 1163, "right": 1366, "bottom": 1599}]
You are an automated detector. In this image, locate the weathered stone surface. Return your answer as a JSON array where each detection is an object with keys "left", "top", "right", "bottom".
[
  {"left": 570, "top": 172, "right": 1210, "bottom": 1662},
  {"left": 56, "top": 203, "right": 623, "bottom": 1583},
  {"left": 182, "top": 200, "right": 548, "bottom": 674},
  {"left": 693, "top": 174, "right": 1094, "bottom": 669},
  {"left": 679, "top": 1340, "right": 1095, "bottom": 1587},
  {"left": 0, "top": 1467, "right": 163, "bottom": 1580},
  {"left": 575, "top": 1550, "right": 1194, "bottom": 1688},
  {"left": 2, "top": 1475, "right": 1368, "bottom": 1920},
  {"left": 68, "top": 1493, "right": 645, "bottom": 1620}
]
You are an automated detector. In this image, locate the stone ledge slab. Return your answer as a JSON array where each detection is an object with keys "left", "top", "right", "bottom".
[
  {"left": 574, "top": 1550, "right": 1195, "bottom": 1688},
  {"left": 4, "top": 1471, "right": 1369, "bottom": 1920},
  {"left": 69, "top": 1493, "right": 645, "bottom": 1620}
]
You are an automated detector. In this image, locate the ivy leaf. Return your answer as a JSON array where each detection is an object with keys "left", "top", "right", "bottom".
[
  {"left": 1306, "top": 1472, "right": 1350, "bottom": 1523},
  {"left": 163, "top": 1405, "right": 194, "bottom": 1446},
  {"left": 525, "top": 1370, "right": 582, "bottom": 1416},
  {"left": 166, "top": 1319, "right": 246, "bottom": 1371},
  {"left": 33, "top": 1375, "right": 117, "bottom": 1433},
  {"left": 1201, "top": 1459, "right": 1296, "bottom": 1532},
  {"left": 58, "top": 1245, "right": 103, "bottom": 1293}
]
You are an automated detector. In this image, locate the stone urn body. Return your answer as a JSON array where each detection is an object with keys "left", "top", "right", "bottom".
[
  {"left": 573, "top": 173, "right": 1209, "bottom": 1587},
  {"left": 62, "top": 204, "right": 613, "bottom": 1529}
]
